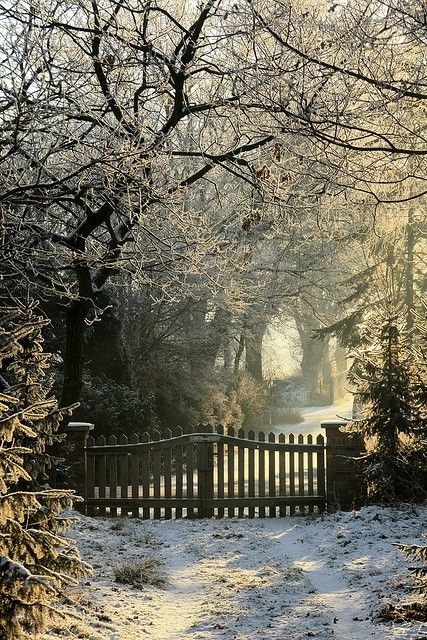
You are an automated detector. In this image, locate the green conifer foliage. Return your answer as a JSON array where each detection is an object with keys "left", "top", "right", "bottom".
[
  {"left": 396, "top": 541, "right": 427, "bottom": 596},
  {"left": 0, "top": 301, "right": 90, "bottom": 639},
  {"left": 347, "top": 312, "right": 427, "bottom": 502}
]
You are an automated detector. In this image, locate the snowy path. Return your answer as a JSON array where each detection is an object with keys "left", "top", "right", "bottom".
[
  {"left": 270, "top": 395, "right": 353, "bottom": 436},
  {"left": 271, "top": 522, "right": 383, "bottom": 640},
  {"left": 44, "top": 505, "right": 427, "bottom": 640}
]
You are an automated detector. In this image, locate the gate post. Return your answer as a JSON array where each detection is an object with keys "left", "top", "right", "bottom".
[
  {"left": 197, "top": 441, "right": 214, "bottom": 518},
  {"left": 321, "top": 420, "right": 365, "bottom": 511},
  {"left": 66, "top": 421, "right": 94, "bottom": 512}
]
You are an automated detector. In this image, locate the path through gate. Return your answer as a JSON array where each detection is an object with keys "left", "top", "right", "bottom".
[{"left": 85, "top": 426, "right": 326, "bottom": 518}]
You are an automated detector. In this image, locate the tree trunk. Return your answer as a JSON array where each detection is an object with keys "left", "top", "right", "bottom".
[
  {"left": 334, "top": 343, "right": 348, "bottom": 399},
  {"left": 61, "top": 300, "right": 90, "bottom": 411},
  {"left": 234, "top": 334, "right": 245, "bottom": 376},
  {"left": 297, "top": 322, "right": 331, "bottom": 405},
  {"left": 321, "top": 345, "right": 334, "bottom": 404},
  {"left": 245, "top": 321, "right": 266, "bottom": 382},
  {"left": 223, "top": 329, "right": 234, "bottom": 373},
  {"left": 203, "top": 307, "right": 231, "bottom": 370},
  {"left": 84, "top": 293, "right": 131, "bottom": 385}
]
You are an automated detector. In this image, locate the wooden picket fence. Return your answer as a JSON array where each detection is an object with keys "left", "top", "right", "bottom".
[{"left": 85, "top": 425, "right": 326, "bottom": 519}]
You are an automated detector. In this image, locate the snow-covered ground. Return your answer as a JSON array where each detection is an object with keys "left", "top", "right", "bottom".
[{"left": 44, "top": 505, "right": 427, "bottom": 640}]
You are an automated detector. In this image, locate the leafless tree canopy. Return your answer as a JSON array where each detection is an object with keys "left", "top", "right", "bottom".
[{"left": 0, "top": 0, "right": 426, "bottom": 406}]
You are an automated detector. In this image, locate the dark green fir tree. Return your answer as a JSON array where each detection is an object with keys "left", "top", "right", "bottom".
[
  {"left": 0, "top": 299, "right": 90, "bottom": 639},
  {"left": 396, "top": 540, "right": 427, "bottom": 597},
  {"left": 346, "top": 310, "right": 427, "bottom": 502}
]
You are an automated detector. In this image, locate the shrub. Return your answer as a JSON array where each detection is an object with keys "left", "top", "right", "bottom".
[{"left": 77, "top": 374, "right": 159, "bottom": 438}]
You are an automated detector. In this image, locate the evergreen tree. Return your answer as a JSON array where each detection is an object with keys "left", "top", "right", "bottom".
[
  {"left": 396, "top": 540, "right": 427, "bottom": 597},
  {"left": 346, "top": 310, "right": 427, "bottom": 502},
  {"left": 0, "top": 300, "right": 90, "bottom": 639}
]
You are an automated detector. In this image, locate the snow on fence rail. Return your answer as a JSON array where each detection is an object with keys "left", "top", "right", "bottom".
[{"left": 84, "top": 425, "right": 326, "bottom": 519}]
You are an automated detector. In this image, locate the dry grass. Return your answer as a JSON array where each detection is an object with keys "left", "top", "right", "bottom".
[{"left": 114, "top": 556, "right": 166, "bottom": 589}]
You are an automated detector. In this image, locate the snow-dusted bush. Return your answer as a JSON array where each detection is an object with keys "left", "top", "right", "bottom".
[{"left": 77, "top": 372, "right": 159, "bottom": 438}]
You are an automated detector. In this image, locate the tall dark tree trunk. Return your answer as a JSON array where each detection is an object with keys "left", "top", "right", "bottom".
[
  {"left": 245, "top": 321, "right": 266, "bottom": 382},
  {"left": 61, "top": 300, "right": 90, "bottom": 411},
  {"left": 85, "top": 292, "right": 131, "bottom": 385},
  {"left": 204, "top": 307, "right": 232, "bottom": 370}
]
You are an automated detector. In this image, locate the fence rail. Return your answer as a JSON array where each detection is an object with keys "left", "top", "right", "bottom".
[{"left": 85, "top": 425, "right": 326, "bottom": 519}]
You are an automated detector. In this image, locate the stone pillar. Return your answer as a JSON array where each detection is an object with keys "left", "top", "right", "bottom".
[
  {"left": 322, "top": 420, "right": 365, "bottom": 511},
  {"left": 66, "top": 422, "right": 94, "bottom": 511}
]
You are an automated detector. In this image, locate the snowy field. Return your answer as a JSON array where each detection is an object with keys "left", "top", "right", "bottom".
[{"left": 44, "top": 505, "right": 427, "bottom": 640}]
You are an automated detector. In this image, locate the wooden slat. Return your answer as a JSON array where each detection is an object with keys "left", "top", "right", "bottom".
[
  {"left": 119, "top": 434, "right": 129, "bottom": 517},
  {"left": 130, "top": 434, "right": 139, "bottom": 518},
  {"left": 152, "top": 429, "right": 162, "bottom": 441},
  {"left": 289, "top": 433, "right": 295, "bottom": 516},
  {"left": 307, "top": 434, "right": 314, "bottom": 515},
  {"left": 216, "top": 425, "right": 225, "bottom": 518},
  {"left": 197, "top": 440, "right": 214, "bottom": 519},
  {"left": 174, "top": 427, "right": 183, "bottom": 519},
  {"left": 237, "top": 428, "right": 245, "bottom": 517},
  {"left": 197, "top": 441, "right": 206, "bottom": 518},
  {"left": 268, "top": 432, "right": 276, "bottom": 517},
  {"left": 258, "top": 431, "right": 265, "bottom": 518},
  {"left": 140, "top": 432, "right": 150, "bottom": 520},
  {"left": 186, "top": 440, "right": 195, "bottom": 518},
  {"left": 163, "top": 428, "right": 172, "bottom": 520},
  {"left": 279, "top": 433, "right": 286, "bottom": 517},
  {"left": 227, "top": 427, "right": 235, "bottom": 517},
  {"left": 86, "top": 435, "right": 95, "bottom": 516},
  {"left": 108, "top": 435, "right": 117, "bottom": 518},
  {"left": 152, "top": 445, "right": 161, "bottom": 519},
  {"left": 247, "top": 430, "right": 255, "bottom": 518},
  {"left": 298, "top": 434, "right": 305, "bottom": 515},
  {"left": 97, "top": 435, "right": 106, "bottom": 517},
  {"left": 205, "top": 425, "right": 214, "bottom": 518},
  {"left": 316, "top": 434, "right": 326, "bottom": 510}
]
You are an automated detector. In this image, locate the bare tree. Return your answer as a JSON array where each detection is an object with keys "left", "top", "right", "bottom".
[
  {"left": 0, "top": 0, "right": 283, "bottom": 408},
  {"left": 241, "top": 0, "right": 427, "bottom": 204}
]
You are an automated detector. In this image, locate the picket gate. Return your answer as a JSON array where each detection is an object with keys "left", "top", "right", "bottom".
[{"left": 84, "top": 425, "right": 326, "bottom": 519}]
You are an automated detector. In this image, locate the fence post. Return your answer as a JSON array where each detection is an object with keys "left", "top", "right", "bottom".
[
  {"left": 66, "top": 421, "right": 94, "bottom": 512},
  {"left": 321, "top": 420, "right": 365, "bottom": 511},
  {"left": 197, "top": 440, "right": 214, "bottom": 518}
]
